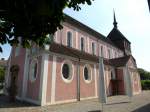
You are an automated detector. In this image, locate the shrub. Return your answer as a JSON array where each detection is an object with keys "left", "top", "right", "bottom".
[{"left": 141, "top": 80, "right": 150, "bottom": 90}]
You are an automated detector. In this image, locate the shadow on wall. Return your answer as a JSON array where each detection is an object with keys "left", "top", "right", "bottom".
[
  {"left": 132, "top": 103, "right": 150, "bottom": 112},
  {"left": 0, "top": 94, "right": 36, "bottom": 108}
]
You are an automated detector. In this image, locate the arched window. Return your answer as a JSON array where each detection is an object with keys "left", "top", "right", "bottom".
[
  {"left": 108, "top": 49, "right": 111, "bottom": 59},
  {"left": 81, "top": 37, "right": 84, "bottom": 51},
  {"left": 67, "top": 31, "right": 72, "bottom": 47},
  {"left": 100, "top": 46, "right": 103, "bottom": 57},
  {"left": 83, "top": 65, "right": 92, "bottom": 83},
  {"left": 92, "top": 42, "right": 95, "bottom": 55},
  {"left": 29, "top": 59, "right": 38, "bottom": 82}
]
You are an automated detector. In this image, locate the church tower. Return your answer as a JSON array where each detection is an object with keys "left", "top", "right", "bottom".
[{"left": 107, "top": 12, "right": 131, "bottom": 56}]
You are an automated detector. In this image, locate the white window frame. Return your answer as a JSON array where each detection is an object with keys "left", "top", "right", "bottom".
[
  {"left": 61, "top": 60, "right": 74, "bottom": 83},
  {"left": 83, "top": 64, "right": 92, "bottom": 83}
]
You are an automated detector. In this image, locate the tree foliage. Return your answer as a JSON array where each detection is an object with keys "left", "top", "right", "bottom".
[
  {"left": 141, "top": 80, "right": 150, "bottom": 90},
  {"left": 0, "top": 0, "right": 93, "bottom": 52},
  {"left": 138, "top": 68, "right": 150, "bottom": 80},
  {"left": 0, "top": 66, "right": 5, "bottom": 82}
]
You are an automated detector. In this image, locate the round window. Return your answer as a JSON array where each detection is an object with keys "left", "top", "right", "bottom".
[
  {"left": 83, "top": 65, "right": 92, "bottom": 83},
  {"left": 61, "top": 61, "right": 73, "bottom": 83},
  {"left": 62, "top": 64, "right": 70, "bottom": 79},
  {"left": 29, "top": 59, "right": 38, "bottom": 82},
  {"left": 84, "top": 67, "right": 89, "bottom": 80}
]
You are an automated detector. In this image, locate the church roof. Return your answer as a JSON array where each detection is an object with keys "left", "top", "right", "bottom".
[
  {"left": 107, "top": 27, "right": 131, "bottom": 44},
  {"left": 50, "top": 43, "right": 132, "bottom": 67},
  {"left": 107, "top": 12, "right": 131, "bottom": 44}
]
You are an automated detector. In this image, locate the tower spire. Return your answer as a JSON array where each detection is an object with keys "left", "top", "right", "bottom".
[{"left": 113, "top": 10, "right": 118, "bottom": 29}]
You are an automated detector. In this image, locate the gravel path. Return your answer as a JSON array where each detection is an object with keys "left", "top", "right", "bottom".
[{"left": 0, "top": 91, "right": 150, "bottom": 112}]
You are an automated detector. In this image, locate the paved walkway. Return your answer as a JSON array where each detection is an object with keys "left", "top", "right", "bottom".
[{"left": 0, "top": 91, "right": 150, "bottom": 112}]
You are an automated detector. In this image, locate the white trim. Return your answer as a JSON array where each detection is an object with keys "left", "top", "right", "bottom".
[
  {"left": 61, "top": 60, "right": 74, "bottom": 83},
  {"left": 42, "top": 54, "right": 49, "bottom": 106},
  {"left": 22, "top": 49, "right": 29, "bottom": 99},
  {"left": 80, "top": 96, "right": 97, "bottom": 100},
  {"left": 39, "top": 54, "right": 49, "bottom": 106},
  {"left": 39, "top": 55, "right": 45, "bottom": 100},
  {"left": 51, "top": 56, "right": 57, "bottom": 104},
  {"left": 83, "top": 64, "right": 92, "bottom": 84},
  {"left": 47, "top": 99, "right": 76, "bottom": 105},
  {"left": 47, "top": 97, "right": 97, "bottom": 105},
  {"left": 94, "top": 65, "right": 98, "bottom": 97},
  {"left": 123, "top": 67, "right": 127, "bottom": 95}
]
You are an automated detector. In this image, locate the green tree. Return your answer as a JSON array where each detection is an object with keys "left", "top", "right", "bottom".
[
  {"left": 0, "top": 0, "right": 93, "bottom": 52},
  {"left": 138, "top": 68, "right": 150, "bottom": 80}
]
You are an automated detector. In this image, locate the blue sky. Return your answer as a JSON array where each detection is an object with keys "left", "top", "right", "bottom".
[{"left": 0, "top": 0, "right": 150, "bottom": 71}]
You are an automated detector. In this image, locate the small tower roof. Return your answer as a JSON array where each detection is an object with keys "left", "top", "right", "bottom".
[{"left": 107, "top": 11, "right": 131, "bottom": 50}]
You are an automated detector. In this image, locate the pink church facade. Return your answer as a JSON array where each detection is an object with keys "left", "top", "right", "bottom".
[{"left": 5, "top": 14, "right": 141, "bottom": 106}]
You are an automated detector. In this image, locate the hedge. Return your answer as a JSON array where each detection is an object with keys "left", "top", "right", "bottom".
[{"left": 141, "top": 80, "right": 150, "bottom": 90}]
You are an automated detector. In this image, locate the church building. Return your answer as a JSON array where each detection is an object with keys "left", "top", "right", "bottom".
[{"left": 5, "top": 13, "right": 141, "bottom": 106}]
